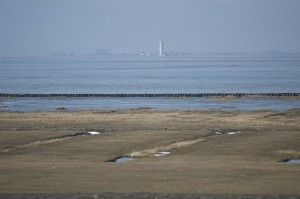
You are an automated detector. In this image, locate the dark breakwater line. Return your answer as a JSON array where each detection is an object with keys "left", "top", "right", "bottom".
[{"left": 0, "top": 93, "right": 299, "bottom": 98}]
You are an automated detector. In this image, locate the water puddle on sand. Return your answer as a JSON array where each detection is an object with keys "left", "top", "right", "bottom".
[
  {"left": 280, "top": 159, "right": 300, "bottom": 164},
  {"left": 108, "top": 156, "right": 135, "bottom": 163},
  {"left": 288, "top": 159, "right": 300, "bottom": 164},
  {"left": 286, "top": 159, "right": 300, "bottom": 164}
]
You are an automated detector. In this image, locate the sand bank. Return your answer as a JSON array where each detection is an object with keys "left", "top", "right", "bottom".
[{"left": 0, "top": 109, "right": 300, "bottom": 195}]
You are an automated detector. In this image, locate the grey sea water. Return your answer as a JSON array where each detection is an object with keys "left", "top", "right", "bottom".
[
  {"left": 1, "top": 54, "right": 300, "bottom": 94},
  {"left": 2, "top": 96, "right": 300, "bottom": 111},
  {"left": 1, "top": 54, "right": 300, "bottom": 111}
]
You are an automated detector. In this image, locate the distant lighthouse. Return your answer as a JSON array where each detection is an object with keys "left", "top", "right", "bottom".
[{"left": 159, "top": 41, "right": 164, "bottom": 56}]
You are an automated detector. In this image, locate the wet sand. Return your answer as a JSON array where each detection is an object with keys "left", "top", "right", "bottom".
[{"left": 0, "top": 109, "right": 300, "bottom": 198}]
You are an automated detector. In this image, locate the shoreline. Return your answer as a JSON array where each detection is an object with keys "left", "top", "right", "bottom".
[{"left": 1, "top": 95, "right": 300, "bottom": 112}]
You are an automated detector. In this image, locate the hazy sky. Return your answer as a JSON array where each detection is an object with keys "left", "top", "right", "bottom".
[{"left": 1, "top": 0, "right": 300, "bottom": 56}]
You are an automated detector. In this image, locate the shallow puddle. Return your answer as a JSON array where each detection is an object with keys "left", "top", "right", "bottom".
[
  {"left": 115, "top": 157, "right": 134, "bottom": 163},
  {"left": 286, "top": 159, "right": 300, "bottom": 164},
  {"left": 280, "top": 159, "right": 300, "bottom": 164},
  {"left": 108, "top": 156, "right": 135, "bottom": 163}
]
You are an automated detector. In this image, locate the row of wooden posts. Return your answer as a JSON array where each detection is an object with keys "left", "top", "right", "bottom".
[{"left": 0, "top": 93, "right": 299, "bottom": 98}]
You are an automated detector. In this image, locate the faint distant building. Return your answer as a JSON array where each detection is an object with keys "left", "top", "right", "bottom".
[{"left": 159, "top": 41, "right": 164, "bottom": 56}]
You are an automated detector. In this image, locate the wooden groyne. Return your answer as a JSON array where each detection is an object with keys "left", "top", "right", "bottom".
[{"left": 0, "top": 93, "right": 299, "bottom": 98}]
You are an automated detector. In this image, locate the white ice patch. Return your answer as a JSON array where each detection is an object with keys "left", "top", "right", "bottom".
[
  {"left": 227, "top": 131, "right": 240, "bottom": 135},
  {"left": 215, "top": 132, "right": 221, "bottom": 135},
  {"left": 154, "top": 152, "right": 171, "bottom": 157},
  {"left": 88, "top": 131, "right": 100, "bottom": 135}
]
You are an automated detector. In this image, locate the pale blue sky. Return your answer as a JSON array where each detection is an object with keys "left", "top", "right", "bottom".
[{"left": 1, "top": 0, "right": 300, "bottom": 56}]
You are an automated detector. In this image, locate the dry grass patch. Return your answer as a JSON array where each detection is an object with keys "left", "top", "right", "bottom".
[{"left": 128, "top": 138, "right": 205, "bottom": 158}]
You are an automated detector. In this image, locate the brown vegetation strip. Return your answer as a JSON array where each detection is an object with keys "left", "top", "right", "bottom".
[
  {"left": 0, "top": 132, "right": 92, "bottom": 154},
  {"left": 128, "top": 138, "right": 205, "bottom": 158}
]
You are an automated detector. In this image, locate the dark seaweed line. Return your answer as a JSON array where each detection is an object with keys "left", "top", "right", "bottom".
[{"left": 0, "top": 93, "right": 299, "bottom": 98}]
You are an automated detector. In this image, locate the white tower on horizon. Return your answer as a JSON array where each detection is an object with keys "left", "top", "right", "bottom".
[{"left": 159, "top": 41, "right": 164, "bottom": 56}]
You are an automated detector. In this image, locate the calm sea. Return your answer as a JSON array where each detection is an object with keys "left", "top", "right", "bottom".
[{"left": 1, "top": 54, "right": 300, "bottom": 111}]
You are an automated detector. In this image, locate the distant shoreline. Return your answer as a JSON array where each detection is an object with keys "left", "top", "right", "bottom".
[
  {"left": 1, "top": 93, "right": 300, "bottom": 98},
  {"left": 1, "top": 94, "right": 300, "bottom": 112}
]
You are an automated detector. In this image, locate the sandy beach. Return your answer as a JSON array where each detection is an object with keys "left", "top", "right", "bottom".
[{"left": 0, "top": 108, "right": 300, "bottom": 198}]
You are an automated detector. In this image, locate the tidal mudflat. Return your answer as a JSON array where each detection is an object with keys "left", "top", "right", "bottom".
[{"left": 0, "top": 109, "right": 300, "bottom": 196}]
